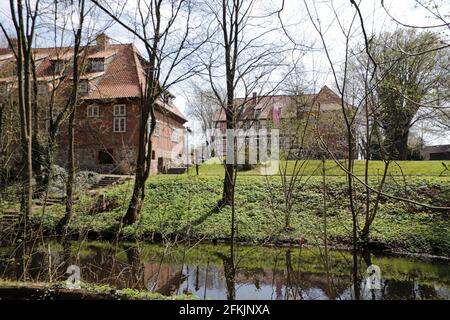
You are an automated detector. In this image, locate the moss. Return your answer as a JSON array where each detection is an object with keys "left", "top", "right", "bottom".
[{"left": 0, "top": 280, "right": 198, "bottom": 300}]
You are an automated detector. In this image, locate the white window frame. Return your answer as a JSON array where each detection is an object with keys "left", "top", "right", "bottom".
[
  {"left": 87, "top": 105, "right": 99, "bottom": 118},
  {"left": 79, "top": 81, "right": 89, "bottom": 95},
  {"left": 113, "top": 117, "right": 126, "bottom": 133},
  {"left": 222, "top": 136, "right": 227, "bottom": 155},
  {"left": 171, "top": 128, "right": 180, "bottom": 142},
  {"left": 114, "top": 104, "right": 126, "bottom": 116},
  {"left": 0, "top": 84, "right": 7, "bottom": 95},
  {"left": 91, "top": 59, "right": 104, "bottom": 72},
  {"left": 154, "top": 122, "right": 160, "bottom": 136},
  {"left": 54, "top": 61, "right": 65, "bottom": 73}
]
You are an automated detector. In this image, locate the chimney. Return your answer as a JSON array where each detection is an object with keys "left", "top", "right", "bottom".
[
  {"left": 252, "top": 92, "right": 257, "bottom": 105},
  {"left": 96, "top": 33, "right": 110, "bottom": 50}
]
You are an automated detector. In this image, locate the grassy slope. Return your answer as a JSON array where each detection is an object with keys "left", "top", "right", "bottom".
[
  {"left": 33, "top": 173, "right": 450, "bottom": 256},
  {"left": 191, "top": 159, "right": 450, "bottom": 176}
]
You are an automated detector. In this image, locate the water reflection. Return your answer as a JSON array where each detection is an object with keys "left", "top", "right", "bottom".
[{"left": 0, "top": 240, "right": 448, "bottom": 300}]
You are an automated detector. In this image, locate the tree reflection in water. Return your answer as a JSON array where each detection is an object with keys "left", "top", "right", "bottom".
[
  {"left": 0, "top": 240, "right": 448, "bottom": 300},
  {"left": 215, "top": 242, "right": 236, "bottom": 300}
]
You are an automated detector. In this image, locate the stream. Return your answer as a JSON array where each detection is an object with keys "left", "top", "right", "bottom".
[{"left": 0, "top": 240, "right": 448, "bottom": 300}]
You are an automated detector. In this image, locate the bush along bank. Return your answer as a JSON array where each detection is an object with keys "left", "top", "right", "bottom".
[{"left": 29, "top": 175, "right": 450, "bottom": 257}]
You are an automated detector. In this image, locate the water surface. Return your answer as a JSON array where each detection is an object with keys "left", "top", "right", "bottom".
[{"left": 0, "top": 240, "right": 448, "bottom": 300}]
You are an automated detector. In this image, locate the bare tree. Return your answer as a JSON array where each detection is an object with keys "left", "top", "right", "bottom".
[
  {"left": 200, "top": 0, "right": 295, "bottom": 252},
  {"left": 381, "top": 0, "right": 449, "bottom": 31},
  {"left": 31, "top": 0, "right": 105, "bottom": 197},
  {"left": 185, "top": 85, "right": 220, "bottom": 155},
  {"left": 301, "top": 0, "right": 449, "bottom": 253},
  {"left": 56, "top": 0, "right": 88, "bottom": 234},
  {"left": 92, "top": 0, "right": 208, "bottom": 224},
  {"left": 202, "top": 0, "right": 291, "bottom": 205},
  {"left": 0, "top": 0, "right": 41, "bottom": 229}
]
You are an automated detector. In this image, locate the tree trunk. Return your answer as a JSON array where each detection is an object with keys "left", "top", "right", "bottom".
[
  {"left": 21, "top": 132, "right": 32, "bottom": 226},
  {"left": 396, "top": 129, "right": 409, "bottom": 160},
  {"left": 220, "top": 91, "right": 235, "bottom": 206},
  {"left": 57, "top": 108, "right": 75, "bottom": 234},
  {"left": 16, "top": 12, "right": 33, "bottom": 228},
  {"left": 217, "top": 246, "right": 235, "bottom": 300},
  {"left": 56, "top": 0, "right": 85, "bottom": 234},
  {"left": 31, "top": 59, "right": 48, "bottom": 197},
  {"left": 221, "top": 163, "right": 234, "bottom": 206},
  {"left": 123, "top": 92, "right": 157, "bottom": 225},
  {"left": 124, "top": 173, "right": 146, "bottom": 225},
  {"left": 123, "top": 100, "right": 153, "bottom": 225}
]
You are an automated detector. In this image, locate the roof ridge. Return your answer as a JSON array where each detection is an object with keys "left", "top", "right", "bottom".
[
  {"left": 129, "top": 43, "right": 146, "bottom": 97},
  {"left": 235, "top": 87, "right": 334, "bottom": 100}
]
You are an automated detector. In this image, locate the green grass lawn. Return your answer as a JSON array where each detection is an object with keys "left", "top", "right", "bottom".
[
  {"left": 188, "top": 159, "right": 450, "bottom": 176},
  {"left": 32, "top": 172, "right": 450, "bottom": 256}
]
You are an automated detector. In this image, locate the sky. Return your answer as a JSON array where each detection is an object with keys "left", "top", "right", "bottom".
[{"left": 0, "top": 0, "right": 448, "bottom": 146}]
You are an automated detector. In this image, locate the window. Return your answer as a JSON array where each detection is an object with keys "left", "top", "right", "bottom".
[
  {"left": 98, "top": 149, "right": 114, "bottom": 164},
  {"left": 90, "top": 59, "right": 104, "bottom": 72},
  {"left": 114, "top": 104, "right": 126, "bottom": 116},
  {"left": 113, "top": 117, "right": 126, "bottom": 132},
  {"left": 37, "top": 83, "right": 48, "bottom": 96},
  {"left": 222, "top": 136, "right": 227, "bottom": 155},
  {"left": 54, "top": 60, "right": 65, "bottom": 73},
  {"left": 171, "top": 128, "right": 180, "bottom": 142},
  {"left": 87, "top": 105, "right": 99, "bottom": 117},
  {"left": 258, "top": 120, "right": 265, "bottom": 131},
  {"left": 113, "top": 105, "right": 126, "bottom": 133},
  {"left": 244, "top": 121, "right": 251, "bottom": 131},
  {"left": 79, "top": 81, "right": 89, "bottom": 95},
  {"left": 152, "top": 150, "right": 156, "bottom": 160},
  {"left": 253, "top": 107, "right": 262, "bottom": 119}
]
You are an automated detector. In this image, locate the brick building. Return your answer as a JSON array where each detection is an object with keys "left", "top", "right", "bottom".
[
  {"left": 0, "top": 34, "right": 187, "bottom": 175},
  {"left": 212, "top": 86, "right": 349, "bottom": 160}
]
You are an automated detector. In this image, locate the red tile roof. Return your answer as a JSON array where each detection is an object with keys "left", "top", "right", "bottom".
[
  {"left": 0, "top": 42, "right": 187, "bottom": 122},
  {"left": 213, "top": 86, "right": 345, "bottom": 122}
]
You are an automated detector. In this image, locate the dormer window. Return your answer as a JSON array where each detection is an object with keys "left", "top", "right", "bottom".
[
  {"left": 90, "top": 58, "right": 104, "bottom": 72},
  {"left": 79, "top": 80, "right": 89, "bottom": 95},
  {"left": 253, "top": 106, "right": 262, "bottom": 119},
  {"left": 54, "top": 60, "right": 65, "bottom": 74}
]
